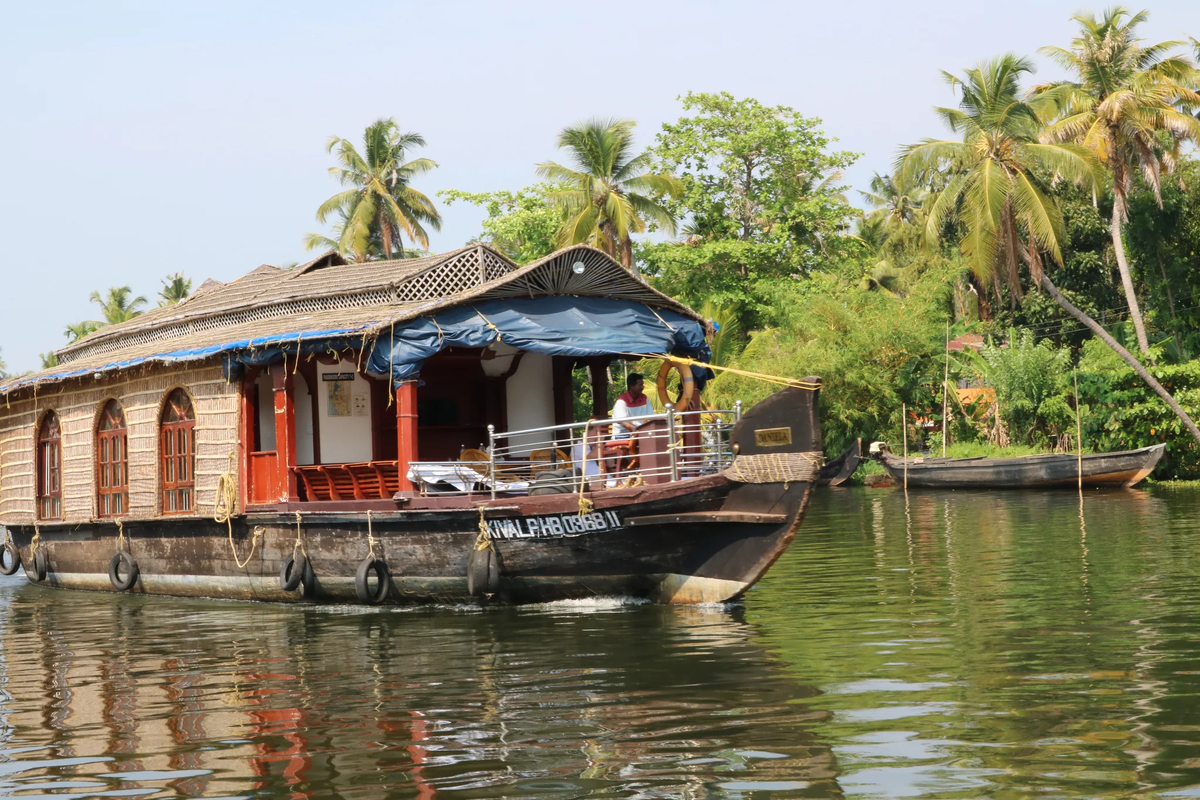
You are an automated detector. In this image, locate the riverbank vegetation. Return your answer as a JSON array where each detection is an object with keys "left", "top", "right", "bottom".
[{"left": 27, "top": 7, "right": 1200, "bottom": 477}]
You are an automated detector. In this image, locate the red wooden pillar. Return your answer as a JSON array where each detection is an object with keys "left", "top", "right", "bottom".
[
  {"left": 397, "top": 381, "right": 418, "bottom": 492},
  {"left": 272, "top": 367, "right": 298, "bottom": 502},
  {"left": 239, "top": 367, "right": 258, "bottom": 511}
]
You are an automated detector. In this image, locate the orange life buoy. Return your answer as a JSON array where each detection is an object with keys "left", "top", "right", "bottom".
[{"left": 657, "top": 360, "right": 695, "bottom": 412}]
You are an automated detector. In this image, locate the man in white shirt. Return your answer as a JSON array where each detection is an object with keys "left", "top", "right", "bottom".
[{"left": 612, "top": 373, "right": 654, "bottom": 439}]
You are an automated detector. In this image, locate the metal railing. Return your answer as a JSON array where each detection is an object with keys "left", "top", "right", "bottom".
[{"left": 404, "top": 406, "right": 743, "bottom": 497}]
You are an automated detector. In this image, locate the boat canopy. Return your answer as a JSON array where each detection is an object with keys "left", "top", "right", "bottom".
[{"left": 363, "top": 297, "right": 710, "bottom": 383}]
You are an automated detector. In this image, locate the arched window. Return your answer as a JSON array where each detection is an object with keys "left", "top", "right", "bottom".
[
  {"left": 96, "top": 399, "right": 128, "bottom": 517},
  {"left": 37, "top": 411, "right": 62, "bottom": 520},
  {"left": 161, "top": 389, "right": 196, "bottom": 513}
]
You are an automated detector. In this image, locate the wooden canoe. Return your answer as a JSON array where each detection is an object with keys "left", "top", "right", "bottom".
[{"left": 878, "top": 443, "right": 1165, "bottom": 489}]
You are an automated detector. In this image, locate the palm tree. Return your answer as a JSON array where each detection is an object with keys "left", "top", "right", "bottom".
[
  {"left": 158, "top": 272, "right": 193, "bottom": 306},
  {"left": 860, "top": 172, "right": 926, "bottom": 230},
  {"left": 901, "top": 53, "right": 1200, "bottom": 447},
  {"left": 1034, "top": 8, "right": 1200, "bottom": 354},
  {"left": 536, "top": 119, "right": 681, "bottom": 269},
  {"left": 899, "top": 55, "right": 1097, "bottom": 307},
  {"left": 39, "top": 352, "right": 58, "bottom": 369},
  {"left": 64, "top": 321, "right": 102, "bottom": 343},
  {"left": 89, "top": 286, "right": 147, "bottom": 324},
  {"left": 308, "top": 118, "right": 441, "bottom": 260}
]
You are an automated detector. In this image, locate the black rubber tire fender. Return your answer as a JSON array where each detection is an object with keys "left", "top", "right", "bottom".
[
  {"left": 108, "top": 551, "right": 139, "bottom": 592},
  {"left": 467, "top": 546, "right": 500, "bottom": 597},
  {"left": 0, "top": 542, "right": 21, "bottom": 576},
  {"left": 355, "top": 557, "right": 390, "bottom": 605},
  {"left": 28, "top": 548, "right": 47, "bottom": 583},
  {"left": 279, "top": 552, "right": 309, "bottom": 592}
]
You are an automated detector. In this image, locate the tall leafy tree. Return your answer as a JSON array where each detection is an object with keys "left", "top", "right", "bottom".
[
  {"left": 1035, "top": 7, "right": 1200, "bottom": 353},
  {"left": 39, "top": 352, "right": 57, "bottom": 369},
  {"left": 89, "top": 286, "right": 146, "bottom": 324},
  {"left": 439, "top": 184, "right": 563, "bottom": 264},
  {"left": 642, "top": 93, "right": 858, "bottom": 332},
  {"left": 308, "top": 118, "right": 441, "bottom": 260},
  {"left": 158, "top": 272, "right": 192, "bottom": 306},
  {"left": 536, "top": 118, "right": 680, "bottom": 269},
  {"left": 901, "top": 53, "right": 1200, "bottom": 446}
]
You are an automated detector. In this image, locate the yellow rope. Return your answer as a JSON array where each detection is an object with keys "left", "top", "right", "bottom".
[
  {"left": 623, "top": 353, "right": 820, "bottom": 390},
  {"left": 115, "top": 518, "right": 126, "bottom": 552},
  {"left": 578, "top": 420, "right": 594, "bottom": 517},
  {"left": 366, "top": 510, "right": 378, "bottom": 559},
  {"left": 215, "top": 453, "right": 260, "bottom": 569},
  {"left": 475, "top": 505, "right": 493, "bottom": 551},
  {"left": 292, "top": 511, "right": 307, "bottom": 557},
  {"left": 31, "top": 524, "right": 40, "bottom": 556},
  {"left": 387, "top": 323, "right": 396, "bottom": 408}
]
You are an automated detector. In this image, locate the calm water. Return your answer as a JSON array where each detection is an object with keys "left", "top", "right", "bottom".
[{"left": 3, "top": 487, "right": 1200, "bottom": 798}]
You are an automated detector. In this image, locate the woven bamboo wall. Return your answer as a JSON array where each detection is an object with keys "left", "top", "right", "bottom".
[{"left": 0, "top": 362, "right": 240, "bottom": 525}]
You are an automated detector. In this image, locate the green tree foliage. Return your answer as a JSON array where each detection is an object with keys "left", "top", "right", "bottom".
[
  {"left": 1125, "top": 157, "right": 1200, "bottom": 356},
  {"left": 899, "top": 55, "right": 1097, "bottom": 310},
  {"left": 1035, "top": 7, "right": 1200, "bottom": 353},
  {"left": 641, "top": 92, "right": 859, "bottom": 332},
  {"left": 158, "top": 272, "right": 192, "bottom": 306},
  {"left": 64, "top": 321, "right": 102, "bottom": 343},
  {"left": 438, "top": 184, "right": 563, "bottom": 264},
  {"left": 39, "top": 352, "right": 57, "bottom": 369},
  {"left": 977, "top": 330, "right": 1076, "bottom": 444},
  {"left": 705, "top": 266, "right": 953, "bottom": 453},
  {"left": 536, "top": 119, "right": 680, "bottom": 269},
  {"left": 307, "top": 118, "right": 441, "bottom": 260},
  {"left": 89, "top": 286, "right": 146, "bottom": 324},
  {"left": 1077, "top": 338, "right": 1200, "bottom": 476}
]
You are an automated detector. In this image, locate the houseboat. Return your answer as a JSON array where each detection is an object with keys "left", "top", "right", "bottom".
[{"left": 0, "top": 245, "right": 823, "bottom": 605}]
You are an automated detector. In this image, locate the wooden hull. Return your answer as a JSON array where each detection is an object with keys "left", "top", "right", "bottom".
[
  {"left": 879, "top": 443, "right": 1165, "bottom": 489},
  {"left": 5, "top": 383, "right": 823, "bottom": 606},
  {"left": 7, "top": 476, "right": 807, "bottom": 605}
]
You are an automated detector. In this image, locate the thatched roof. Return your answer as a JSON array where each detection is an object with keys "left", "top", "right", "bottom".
[{"left": 1, "top": 244, "right": 703, "bottom": 396}]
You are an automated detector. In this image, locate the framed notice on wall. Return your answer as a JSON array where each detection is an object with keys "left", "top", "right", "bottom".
[{"left": 324, "top": 373, "right": 354, "bottom": 417}]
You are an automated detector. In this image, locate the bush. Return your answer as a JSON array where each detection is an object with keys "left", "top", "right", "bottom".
[{"left": 1077, "top": 339, "right": 1200, "bottom": 478}]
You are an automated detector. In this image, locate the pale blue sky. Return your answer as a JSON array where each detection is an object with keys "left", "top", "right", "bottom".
[{"left": 2, "top": 0, "right": 1198, "bottom": 372}]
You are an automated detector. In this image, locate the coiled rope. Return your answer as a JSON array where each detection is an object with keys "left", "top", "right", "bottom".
[{"left": 215, "top": 453, "right": 260, "bottom": 569}]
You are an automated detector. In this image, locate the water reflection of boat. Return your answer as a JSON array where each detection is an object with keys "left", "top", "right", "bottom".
[
  {"left": 0, "top": 587, "right": 845, "bottom": 797},
  {"left": 873, "top": 443, "right": 1165, "bottom": 489},
  {"left": 0, "top": 245, "right": 823, "bottom": 606}
]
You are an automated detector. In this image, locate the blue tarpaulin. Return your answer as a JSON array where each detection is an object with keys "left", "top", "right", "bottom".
[{"left": 365, "top": 297, "right": 711, "bottom": 385}]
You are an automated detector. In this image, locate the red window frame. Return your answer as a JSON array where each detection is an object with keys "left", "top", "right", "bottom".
[
  {"left": 96, "top": 399, "right": 128, "bottom": 517},
  {"left": 37, "top": 411, "right": 62, "bottom": 520},
  {"left": 161, "top": 389, "right": 196, "bottom": 514}
]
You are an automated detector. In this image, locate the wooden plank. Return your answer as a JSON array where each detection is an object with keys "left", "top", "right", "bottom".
[{"left": 624, "top": 511, "right": 786, "bottom": 527}]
